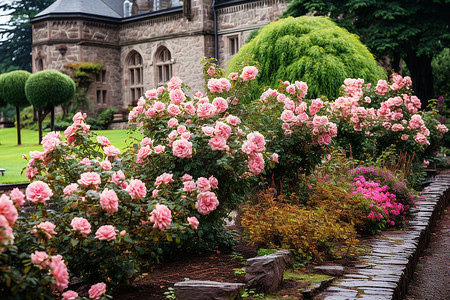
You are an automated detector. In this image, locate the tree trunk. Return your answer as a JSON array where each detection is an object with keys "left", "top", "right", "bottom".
[
  {"left": 38, "top": 109, "right": 43, "bottom": 144},
  {"left": 392, "top": 54, "right": 402, "bottom": 75},
  {"left": 403, "top": 53, "right": 434, "bottom": 109},
  {"left": 51, "top": 107, "right": 55, "bottom": 132},
  {"left": 16, "top": 106, "right": 21, "bottom": 145}
]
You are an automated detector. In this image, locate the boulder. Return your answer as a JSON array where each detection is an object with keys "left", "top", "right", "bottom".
[{"left": 174, "top": 280, "right": 245, "bottom": 300}]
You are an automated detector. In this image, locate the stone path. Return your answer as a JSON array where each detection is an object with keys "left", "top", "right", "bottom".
[
  {"left": 404, "top": 205, "right": 450, "bottom": 300},
  {"left": 317, "top": 173, "right": 450, "bottom": 300}
]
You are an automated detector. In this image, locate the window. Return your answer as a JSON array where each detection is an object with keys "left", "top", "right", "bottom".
[
  {"left": 127, "top": 51, "right": 144, "bottom": 102},
  {"left": 96, "top": 90, "right": 107, "bottom": 104},
  {"left": 37, "top": 58, "right": 44, "bottom": 71},
  {"left": 96, "top": 70, "right": 106, "bottom": 83},
  {"left": 155, "top": 47, "right": 173, "bottom": 86},
  {"left": 96, "top": 69, "right": 108, "bottom": 105},
  {"left": 228, "top": 35, "right": 239, "bottom": 56}
]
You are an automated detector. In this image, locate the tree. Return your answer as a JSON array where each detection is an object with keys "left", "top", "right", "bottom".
[
  {"left": 0, "top": 0, "right": 56, "bottom": 73},
  {"left": 283, "top": 0, "right": 450, "bottom": 105},
  {"left": 0, "top": 70, "right": 31, "bottom": 145},
  {"left": 25, "top": 70, "right": 76, "bottom": 142},
  {"left": 228, "top": 16, "right": 386, "bottom": 99}
]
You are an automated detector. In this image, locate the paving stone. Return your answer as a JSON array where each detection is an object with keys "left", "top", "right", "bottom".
[
  {"left": 173, "top": 280, "right": 245, "bottom": 300},
  {"left": 322, "top": 291, "right": 358, "bottom": 299},
  {"left": 343, "top": 274, "right": 369, "bottom": 279},
  {"left": 335, "top": 279, "right": 397, "bottom": 289},
  {"left": 360, "top": 288, "right": 395, "bottom": 295},
  {"left": 314, "top": 265, "right": 345, "bottom": 275}
]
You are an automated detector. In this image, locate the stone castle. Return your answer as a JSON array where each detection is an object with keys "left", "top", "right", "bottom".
[{"left": 31, "top": 0, "right": 287, "bottom": 115}]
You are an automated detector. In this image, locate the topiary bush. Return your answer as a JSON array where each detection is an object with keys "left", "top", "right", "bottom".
[
  {"left": 228, "top": 16, "right": 386, "bottom": 100},
  {"left": 0, "top": 70, "right": 31, "bottom": 144}
]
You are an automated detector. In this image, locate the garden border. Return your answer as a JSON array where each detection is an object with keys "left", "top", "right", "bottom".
[{"left": 318, "top": 172, "right": 450, "bottom": 299}]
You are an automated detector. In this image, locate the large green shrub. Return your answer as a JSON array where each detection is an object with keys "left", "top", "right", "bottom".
[
  {"left": 0, "top": 70, "right": 31, "bottom": 144},
  {"left": 25, "top": 70, "right": 76, "bottom": 109},
  {"left": 228, "top": 16, "right": 386, "bottom": 99}
]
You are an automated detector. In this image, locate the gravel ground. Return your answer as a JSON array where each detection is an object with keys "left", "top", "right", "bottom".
[{"left": 405, "top": 205, "right": 450, "bottom": 300}]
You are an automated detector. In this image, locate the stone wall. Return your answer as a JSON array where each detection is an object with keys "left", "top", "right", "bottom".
[{"left": 216, "top": 0, "right": 287, "bottom": 66}]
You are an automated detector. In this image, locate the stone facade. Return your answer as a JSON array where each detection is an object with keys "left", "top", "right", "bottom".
[{"left": 31, "top": 0, "right": 287, "bottom": 115}]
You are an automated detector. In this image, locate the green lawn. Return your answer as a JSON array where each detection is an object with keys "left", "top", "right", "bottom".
[{"left": 0, "top": 128, "right": 142, "bottom": 184}]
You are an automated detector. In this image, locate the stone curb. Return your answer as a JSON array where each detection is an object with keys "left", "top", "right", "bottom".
[{"left": 318, "top": 173, "right": 450, "bottom": 300}]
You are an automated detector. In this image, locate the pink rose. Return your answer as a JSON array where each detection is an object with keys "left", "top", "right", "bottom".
[
  {"left": 286, "top": 84, "right": 295, "bottom": 94},
  {"left": 240, "top": 66, "right": 258, "bottom": 81},
  {"left": 196, "top": 191, "right": 219, "bottom": 215},
  {"left": 207, "top": 65, "right": 215, "bottom": 76},
  {"left": 208, "top": 136, "right": 227, "bottom": 151},
  {"left": 196, "top": 177, "right": 211, "bottom": 192},
  {"left": 155, "top": 173, "right": 174, "bottom": 186},
  {"left": 89, "top": 282, "right": 107, "bottom": 300},
  {"left": 226, "top": 115, "right": 241, "bottom": 126},
  {"left": 153, "top": 101, "right": 166, "bottom": 112},
  {"left": 112, "top": 170, "right": 127, "bottom": 188},
  {"left": 187, "top": 216, "right": 199, "bottom": 229},
  {"left": 95, "top": 225, "right": 116, "bottom": 241},
  {"left": 154, "top": 145, "right": 166, "bottom": 154},
  {"left": 152, "top": 189, "right": 159, "bottom": 198},
  {"left": 248, "top": 153, "right": 265, "bottom": 175},
  {"left": 212, "top": 97, "right": 229, "bottom": 114},
  {"left": 149, "top": 204, "right": 172, "bottom": 231},
  {"left": 30, "top": 250, "right": 49, "bottom": 269},
  {"left": 177, "top": 125, "right": 187, "bottom": 134},
  {"left": 169, "top": 89, "right": 186, "bottom": 105},
  {"left": 167, "top": 104, "right": 181, "bottom": 116},
  {"left": 72, "top": 112, "right": 86, "bottom": 124},
  {"left": 125, "top": 179, "right": 147, "bottom": 199},
  {"left": 272, "top": 153, "right": 279, "bottom": 163},
  {"left": 70, "top": 217, "right": 91, "bottom": 237},
  {"left": 49, "top": 255, "right": 69, "bottom": 291},
  {"left": 168, "top": 76, "right": 183, "bottom": 91},
  {"left": 100, "top": 188, "right": 119, "bottom": 214},
  {"left": 103, "top": 146, "right": 121, "bottom": 158},
  {"left": 401, "top": 134, "right": 409, "bottom": 141},
  {"left": 79, "top": 158, "right": 91, "bottom": 165},
  {"left": 62, "top": 290, "right": 79, "bottom": 300},
  {"left": 202, "top": 126, "right": 215, "bottom": 136},
  {"left": 78, "top": 172, "right": 101, "bottom": 189},
  {"left": 137, "top": 145, "right": 152, "bottom": 163},
  {"left": 172, "top": 139, "right": 193, "bottom": 158},
  {"left": 168, "top": 118, "right": 179, "bottom": 128},
  {"left": 41, "top": 131, "right": 61, "bottom": 152},
  {"left": 145, "top": 88, "right": 158, "bottom": 100},
  {"left": 99, "top": 160, "right": 112, "bottom": 170},
  {"left": 63, "top": 183, "right": 79, "bottom": 196},
  {"left": 280, "top": 110, "right": 297, "bottom": 123},
  {"left": 197, "top": 102, "right": 217, "bottom": 118},
  {"left": 183, "top": 180, "right": 196, "bottom": 192},
  {"left": 9, "top": 188, "right": 25, "bottom": 207},
  {"left": 183, "top": 101, "right": 196, "bottom": 115},
  {"left": 207, "top": 78, "right": 225, "bottom": 93},
  {"left": 29, "top": 150, "right": 46, "bottom": 160},
  {"left": 228, "top": 72, "right": 239, "bottom": 80},
  {"left": 214, "top": 121, "right": 232, "bottom": 139},
  {"left": 209, "top": 176, "right": 219, "bottom": 189},
  {"left": 182, "top": 174, "right": 193, "bottom": 181},
  {"left": 26, "top": 181, "right": 53, "bottom": 204},
  {"left": 33, "top": 221, "right": 57, "bottom": 239},
  {"left": 0, "top": 215, "right": 13, "bottom": 245},
  {"left": 140, "top": 137, "right": 153, "bottom": 147},
  {"left": 120, "top": 230, "right": 126, "bottom": 236},
  {"left": 145, "top": 107, "right": 156, "bottom": 117},
  {"left": 97, "top": 136, "right": 111, "bottom": 146},
  {"left": 415, "top": 133, "right": 430, "bottom": 145}
]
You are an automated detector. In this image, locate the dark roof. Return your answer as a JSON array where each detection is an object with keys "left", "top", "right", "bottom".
[
  {"left": 215, "top": 0, "right": 259, "bottom": 8},
  {"left": 35, "top": 0, "right": 124, "bottom": 19}
]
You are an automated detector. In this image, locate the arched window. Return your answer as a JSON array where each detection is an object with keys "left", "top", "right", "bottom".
[
  {"left": 127, "top": 51, "right": 144, "bottom": 102},
  {"left": 37, "top": 58, "right": 44, "bottom": 71},
  {"left": 155, "top": 47, "right": 173, "bottom": 86}
]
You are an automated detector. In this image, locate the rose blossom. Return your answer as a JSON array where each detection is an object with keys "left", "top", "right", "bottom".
[
  {"left": 182, "top": 174, "right": 193, "bottom": 181},
  {"left": 145, "top": 88, "right": 158, "bottom": 99},
  {"left": 62, "top": 290, "right": 79, "bottom": 300},
  {"left": 197, "top": 102, "right": 217, "bottom": 118},
  {"left": 207, "top": 65, "right": 215, "bottom": 76},
  {"left": 88, "top": 282, "right": 107, "bottom": 300},
  {"left": 183, "top": 180, "right": 196, "bottom": 192},
  {"left": 78, "top": 172, "right": 101, "bottom": 189},
  {"left": 79, "top": 157, "right": 91, "bottom": 165},
  {"left": 95, "top": 225, "right": 116, "bottom": 241},
  {"left": 272, "top": 153, "right": 279, "bottom": 163},
  {"left": 9, "top": 188, "right": 25, "bottom": 207},
  {"left": 172, "top": 139, "right": 193, "bottom": 158},
  {"left": 154, "top": 145, "right": 166, "bottom": 154},
  {"left": 70, "top": 217, "right": 92, "bottom": 237},
  {"left": 99, "top": 160, "right": 112, "bottom": 170},
  {"left": 29, "top": 150, "right": 46, "bottom": 160},
  {"left": 196, "top": 177, "right": 211, "bottom": 192},
  {"left": 209, "top": 176, "right": 219, "bottom": 189},
  {"left": 97, "top": 136, "right": 111, "bottom": 146},
  {"left": 136, "top": 145, "right": 152, "bottom": 163},
  {"left": 168, "top": 118, "right": 179, "bottom": 128},
  {"left": 49, "top": 254, "right": 69, "bottom": 291},
  {"left": 226, "top": 115, "right": 241, "bottom": 126},
  {"left": 212, "top": 97, "right": 228, "bottom": 113},
  {"left": 152, "top": 189, "right": 159, "bottom": 198},
  {"left": 167, "top": 104, "right": 181, "bottom": 116},
  {"left": 202, "top": 126, "right": 215, "bottom": 136},
  {"left": 41, "top": 131, "right": 61, "bottom": 152},
  {"left": 100, "top": 188, "right": 119, "bottom": 214},
  {"left": 112, "top": 170, "right": 127, "bottom": 188},
  {"left": 228, "top": 72, "right": 239, "bottom": 80},
  {"left": 0, "top": 215, "right": 13, "bottom": 245},
  {"left": 168, "top": 76, "right": 183, "bottom": 91},
  {"left": 248, "top": 153, "right": 265, "bottom": 175},
  {"left": 30, "top": 250, "right": 49, "bottom": 269},
  {"left": 195, "top": 191, "right": 219, "bottom": 215},
  {"left": 187, "top": 216, "right": 199, "bottom": 229},
  {"left": 103, "top": 146, "right": 121, "bottom": 158},
  {"left": 26, "top": 181, "right": 53, "bottom": 204},
  {"left": 33, "top": 221, "right": 57, "bottom": 239},
  {"left": 154, "top": 101, "right": 166, "bottom": 112},
  {"left": 240, "top": 66, "right": 258, "bottom": 81},
  {"left": 63, "top": 183, "right": 78, "bottom": 195},
  {"left": 125, "top": 179, "right": 147, "bottom": 199},
  {"left": 149, "top": 204, "right": 172, "bottom": 231},
  {"left": 208, "top": 136, "right": 227, "bottom": 151},
  {"left": 155, "top": 173, "right": 174, "bottom": 186},
  {"left": 214, "top": 121, "right": 232, "bottom": 139},
  {"left": 169, "top": 89, "right": 186, "bottom": 105},
  {"left": 140, "top": 137, "right": 153, "bottom": 147}
]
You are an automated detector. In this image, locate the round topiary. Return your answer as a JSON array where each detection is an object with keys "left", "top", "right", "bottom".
[
  {"left": 0, "top": 70, "right": 31, "bottom": 107},
  {"left": 25, "top": 70, "right": 76, "bottom": 109},
  {"left": 228, "top": 16, "right": 387, "bottom": 99}
]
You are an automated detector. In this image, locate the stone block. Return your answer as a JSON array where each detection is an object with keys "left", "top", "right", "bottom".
[
  {"left": 173, "top": 280, "right": 245, "bottom": 300},
  {"left": 245, "top": 250, "right": 293, "bottom": 292},
  {"left": 314, "top": 265, "right": 345, "bottom": 276}
]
